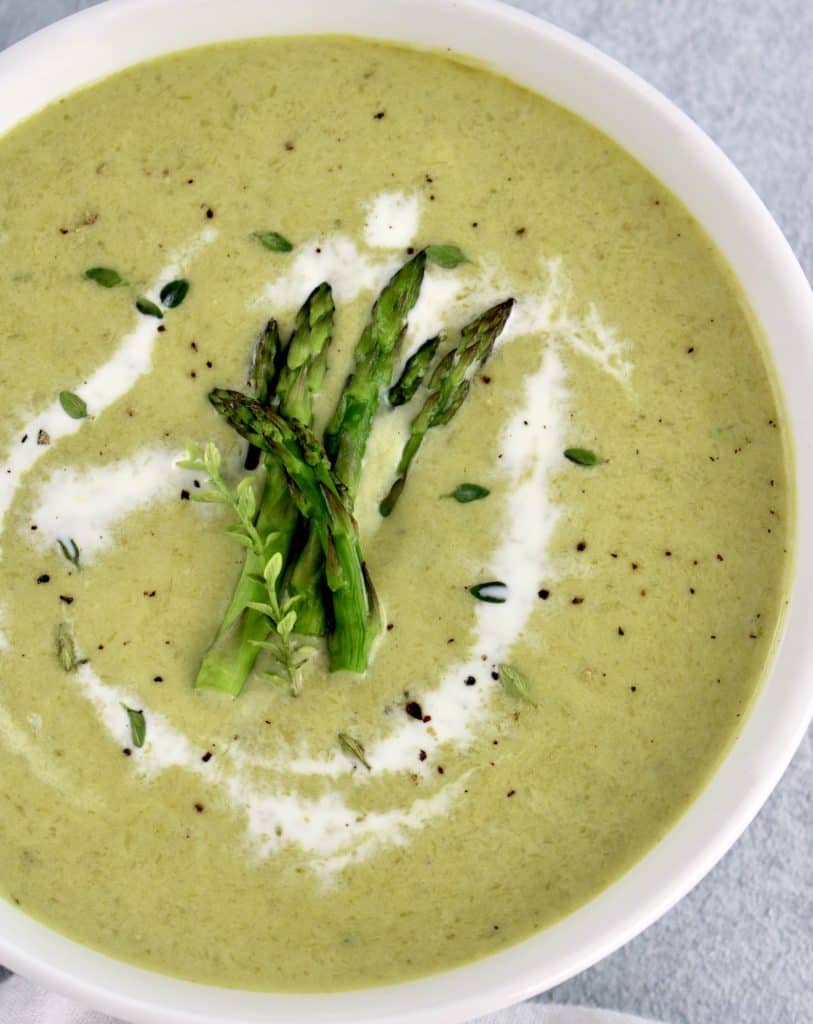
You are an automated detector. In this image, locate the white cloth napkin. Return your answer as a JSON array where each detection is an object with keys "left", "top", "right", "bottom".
[{"left": 0, "top": 971, "right": 660, "bottom": 1024}]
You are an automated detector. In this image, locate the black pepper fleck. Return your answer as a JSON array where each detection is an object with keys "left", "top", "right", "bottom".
[
  {"left": 59, "top": 595, "right": 74, "bottom": 605},
  {"left": 571, "top": 596, "right": 584, "bottom": 605},
  {"left": 153, "top": 675, "right": 163, "bottom": 683},
  {"left": 576, "top": 541, "right": 586, "bottom": 552},
  {"left": 464, "top": 675, "right": 476, "bottom": 686},
  {"left": 36, "top": 574, "right": 50, "bottom": 584},
  {"left": 419, "top": 750, "right": 427, "bottom": 762},
  {"left": 538, "top": 588, "right": 550, "bottom": 600},
  {"left": 194, "top": 803, "right": 204, "bottom": 813},
  {"left": 202, "top": 751, "right": 213, "bottom": 763},
  {"left": 180, "top": 490, "right": 190, "bottom": 501},
  {"left": 405, "top": 701, "right": 423, "bottom": 720}
]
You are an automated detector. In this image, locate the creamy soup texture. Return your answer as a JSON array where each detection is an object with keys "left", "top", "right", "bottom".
[{"left": 0, "top": 37, "right": 792, "bottom": 990}]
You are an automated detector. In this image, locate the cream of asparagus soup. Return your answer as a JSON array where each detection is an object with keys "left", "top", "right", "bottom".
[{"left": 0, "top": 37, "right": 792, "bottom": 990}]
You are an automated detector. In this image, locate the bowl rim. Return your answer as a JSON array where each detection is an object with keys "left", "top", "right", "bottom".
[{"left": 0, "top": 1, "right": 812, "bottom": 1022}]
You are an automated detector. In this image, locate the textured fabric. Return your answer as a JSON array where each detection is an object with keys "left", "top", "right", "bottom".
[
  {"left": 0, "top": 973, "right": 659, "bottom": 1024},
  {"left": 0, "top": 3, "right": 810, "bottom": 1024}
]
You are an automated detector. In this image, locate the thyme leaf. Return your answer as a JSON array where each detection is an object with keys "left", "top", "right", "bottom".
[
  {"left": 57, "top": 538, "right": 81, "bottom": 570},
  {"left": 426, "top": 244, "right": 468, "bottom": 269},
  {"left": 498, "top": 664, "right": 537, "bottom": 707},
  {"left": 136, "top": 295, "right": 163, "bottom": 318},
  {"left": 564, "top": 447, "right": 600, "bottom": 466},
  {"left": 338, "top": 732, "right": 371, "bottom": 770},
  {"left": 253, "top": 231, "right": 294, "bottom": 253},
  {"left": 59, "top": 391, "right": 87, "bottom": 419},
  {"left": 56, "top": 622, "right": 78, "bottom": 672},
  {"left": 84, "top": 267, "right": 125, "bottom": 288},
  {"left": 446, "top": 483, "right": 489, "bottom": 503},
  {"left": 160, "top": 279, "right": 189, "bottom": 308},
  {"left": 122, "top": 704, "right": 146, "bottom": 748},
  {"left": 469, "top": 580, "right": 507, "bottom": 604}
]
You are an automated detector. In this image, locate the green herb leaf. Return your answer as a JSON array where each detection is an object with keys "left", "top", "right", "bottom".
[
  {"left": 254, "top": 231, "right": 294, "bottom": 253},
  {"left": 56, "top": 622, "right": 78, "bottom": 672},
  {"left": 564, "top": 447, "right": 600, "bottom": 467},
  {"left": 58, "top": 390, "right": 88, "bottom": 420},
  {"left": 159, "top": 279, "right": 189, "bottom": 308},
  {"left": 122, "top": 704, "right": 146, "bottom": 748},
  {"left": 57, "top": 538, "right": 81, "bottom": 570},
  {"left": 338, "top": 732, "right": 371, "bottom": 771},
  {"left": 498, "top": 664, "right": 537, "bottom": 707},
  {"left": 277, "top": 610, "right": 297, "bottom": 638},
  {"left": 264, "top": 553, "right": 284, "bottom": 588},
  {"left": 425, "top": 244, "right": 468, "bottom": 269},
  {"left": 446, "top": 483, "right": 490, "bottom": 504},
  {"left": 135, "top": 295, "right": 163, "bottom": 318},
  {"left": 84, "top": 267, "right": 125, "bottom": 288},
  {"left": 469, "top": 580, "right": 507, "bottom": 604}
]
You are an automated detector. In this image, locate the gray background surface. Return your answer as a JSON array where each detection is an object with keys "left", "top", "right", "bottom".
[{"left": 0, "top": 2, "right": 810, "bottom": 1023}]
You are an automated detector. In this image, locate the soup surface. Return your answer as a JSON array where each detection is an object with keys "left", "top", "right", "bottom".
[{"left": 0, "top": 37, "right": 792, "bottom": 990}]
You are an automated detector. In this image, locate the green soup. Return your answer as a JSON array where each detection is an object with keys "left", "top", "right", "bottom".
[{"left": 0, "top": 37, "right": 792, "bottom": 991}]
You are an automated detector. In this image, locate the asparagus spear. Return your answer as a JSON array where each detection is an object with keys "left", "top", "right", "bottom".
[
  {"left": 324, "top": 250, "right": 427, "bottom": 493},
  {"left": 195, "top": 285, "right": 334, "bottom": 695},
  {"left": 389, "top": 335, "right": 441, "bottom": 407},
  {"left": 244, "top": 319, "right": 282, "bottom": 470},
  {"left": 275, "top": 282, "right": 334, "bottom": 425},
  {"left": 288, "top": 251, "right": 428, "bottom": 636},
  {"left": 380, "top": 298, "right": 515, "bottom": 518},
  {"left": 210, "top": 390, "right": 379, "bottom": 673}
]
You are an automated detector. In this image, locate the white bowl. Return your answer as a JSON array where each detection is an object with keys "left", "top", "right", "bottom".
[{"left": 1, "top": 1, "right": 812, "bottom": 1022}]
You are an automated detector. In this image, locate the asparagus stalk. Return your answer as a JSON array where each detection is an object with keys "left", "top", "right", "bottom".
[
  {"left": 388, "top": 335, "right": 441, "bottom": 407},
  {"left": 380, "top": 298, "right": 515, "bottom": 518},
  {"left": 324, "top": 250, "right": 427, "bottom": 492},
  {"left": 210, "top": 390, "right": 379, "bottom": 673},
  {"left": 288, "top": 251, "right": 428, "bottom": 637},
  {"left": 244, "top": 319, "right": 282, "bottom": 470},
  {"left": 195, "top": 285, "right": 334, "bottom": 695},
  {"left": 275, "top": 283, "right": 334, "bottom": 425}
]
